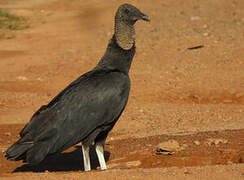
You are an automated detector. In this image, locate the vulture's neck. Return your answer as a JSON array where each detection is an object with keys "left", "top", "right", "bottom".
[
  {"left": 96, "top": 16, "right": 136, "bottom": 74},
  {"left": 114, "top": 18, "right": 135, "bottom": 50}
]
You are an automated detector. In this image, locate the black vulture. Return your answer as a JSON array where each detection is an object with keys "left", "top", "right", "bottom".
[{"left": 5, "top": 4, "right": 150, "bottom": 171}]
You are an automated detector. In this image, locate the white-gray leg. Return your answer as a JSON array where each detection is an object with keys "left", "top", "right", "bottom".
[
  {"left": 95, "top": 142, "right": 107, "bottom": 170},
  {"left": 82, "top": 144, "right": 91, "bottom": 171}
]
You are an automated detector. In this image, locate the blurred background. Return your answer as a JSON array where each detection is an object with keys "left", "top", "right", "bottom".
[{"left": 0, "top": 0, "right": 243, "bottom": 178}]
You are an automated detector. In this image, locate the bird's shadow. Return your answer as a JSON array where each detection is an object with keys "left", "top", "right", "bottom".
[{"left": 13, "top": 145, "right": 110, "bottom": 173}]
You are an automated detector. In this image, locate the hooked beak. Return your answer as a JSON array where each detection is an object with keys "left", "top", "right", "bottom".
[
  {"left": 131, "top": 10, "right": 150, "bottom": 23},
  {"left": 141, "top": 14, "right": 150, "bottom": 22}
]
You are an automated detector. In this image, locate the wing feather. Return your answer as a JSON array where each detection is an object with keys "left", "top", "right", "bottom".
[{"left": 20, "top": 70, "right": 130, "bottom": 154}]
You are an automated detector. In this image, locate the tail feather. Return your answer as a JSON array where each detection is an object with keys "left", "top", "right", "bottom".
[
  {"left": 5, "top": 139, "right": 33, "bottom": 161},
  {"left": 26, "top": 141, "right": 50, "bottom": 164},
  {"left": 5, "top": 139, "right": 53, "bottom": 165},
  {"left": 6, "top": 129, "right": 57, "bottom": 164}
]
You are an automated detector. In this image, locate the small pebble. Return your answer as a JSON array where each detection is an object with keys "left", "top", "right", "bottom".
[
  {"left": 17, "top": 76, "right": 27, "bottom": 80},
  {"left": 156, "top": 139, "right": 187, "bottom": 154},
  {"left": 37, "top": 77, "right": 43, "bottom": 81},
  {"left": 157, "top": 140, "right": 180, "bottom": 151},
  {"left": 190, "top": 16, "right": 200, "bottom": 21},
  {"left": 181, "top": 144, "right": 188, "bottom": 150},
  {"left": 203, "top": 24, "right": 208, "bottom": 29},
  {"left": 203, "top": 32, "right": 209, "bottom": 37},
  {"left": 194, "top": 140, "right": 201, "bottom": 145},
  {"left": 5, "top": 132, "right": 11, "bottom": 136},
  {"left": 184, "top": 169, "right": 190, "bottom": 174},
  {"left": 205, "top": 138, "right": 228, "bottom": 146},
  {"left": 126, "top": 160, "right": 141, "bottom": 167}
]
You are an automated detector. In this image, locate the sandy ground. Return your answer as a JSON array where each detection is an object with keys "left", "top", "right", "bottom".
[{"left": 0, "top": 0, "right": 243, "bottom": 179}]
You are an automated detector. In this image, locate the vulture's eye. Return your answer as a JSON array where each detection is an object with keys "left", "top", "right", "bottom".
[{"left": 124, "top": 8, "right": 129, "bottom": 14}]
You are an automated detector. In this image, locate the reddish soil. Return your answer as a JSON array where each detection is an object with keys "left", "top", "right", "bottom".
[{"left": 0, "top": 0, "right": 244, "bottom": 179}]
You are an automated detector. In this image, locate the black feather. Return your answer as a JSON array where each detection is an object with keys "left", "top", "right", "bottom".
[
  {"left": 5, "top": 34, "right": 135, "bottom": 165},
  {"left": 5, "top": 4, "right": 149, "bottom": 166}
]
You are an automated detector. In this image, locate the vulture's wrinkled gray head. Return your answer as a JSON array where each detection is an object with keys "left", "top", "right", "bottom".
[
  {"left": 115, "top": 4, "right": 150, "bottom": 25},
  {"left": 114, "top": 4, "right": 150, "bottom": 50}
]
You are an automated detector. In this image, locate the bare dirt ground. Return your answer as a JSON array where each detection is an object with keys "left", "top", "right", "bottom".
[{"left": 0, "top": 0, "right": 243, "bottom": 179}]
